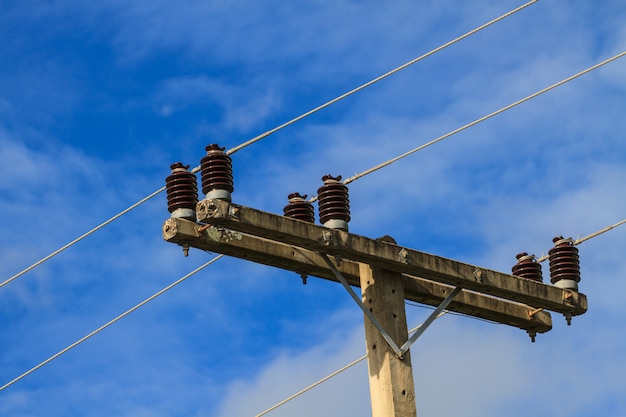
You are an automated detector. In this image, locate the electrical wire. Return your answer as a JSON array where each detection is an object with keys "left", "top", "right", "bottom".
[
  {"left": 225, "top": 0, "right": 537, "bottom": 157},
  {"left": 573, "top": 218, "right": 626, "bottom": 245},
  {"left": 0, "top": 187, "right": 166, "bottom": 290},
  {"left": 308, "top": 50, "right": 626, "bottom": 202},
  {"left": 338, "top": 50, "right": 626, "bottom": 188},
  {"left": 0, "top": 255, "right": 223, "bottom": 393},
  {"left": 536, "top": 218, "right": 626, "bottom": 263},
  {"left": 255, "top": 311, "right": 448, "bottom": 417},
  {"left": 0, "top": 1, "right": 534, "bottom": 290},
  {"left": 255, "top": 356, "right": 366, "bottom": 417}
]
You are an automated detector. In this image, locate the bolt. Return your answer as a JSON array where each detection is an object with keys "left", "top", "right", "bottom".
[
  {"left": 322, "top": 231, "right": 333, "bottom": 246},
  {"left": 474, "top": 268, "right": 483, "bottom": 282},
  {"left": 182, "top": 244, "right": 190, "bottom": 257},
  {"left": 565, "top": 313, "right": 572, "bottom": 326},
  {"left": 528, "top": 330, "right": 537, "bottom": 343},
  {"left": 300, "top": 273, "right": 308, "bottom": 285}
]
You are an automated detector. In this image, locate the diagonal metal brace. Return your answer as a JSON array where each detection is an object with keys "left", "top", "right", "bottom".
[
  {"left": 400, "top": 286, "right": 462, "bottom": 355},
  {"left": 320, "top": 253, "right": 404, "bottom": 358}
]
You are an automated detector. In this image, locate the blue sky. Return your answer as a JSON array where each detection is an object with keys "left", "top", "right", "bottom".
[{"left": 1, "top": 0, "right": 625, "bottom": 416}]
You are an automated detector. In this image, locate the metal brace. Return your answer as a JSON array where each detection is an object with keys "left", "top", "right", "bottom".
[
  {"left": 399, "top": 286, "right": 462, "bottom": 355},
  {"left": 320, "top": 253, "right": 404, "bottom": 358}
]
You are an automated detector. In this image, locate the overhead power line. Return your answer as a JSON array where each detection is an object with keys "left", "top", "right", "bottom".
[
  {"left": 338, "top": 50, "right": 626, "bottom": 188},
  {"left": 0, "top": 255, "right": 223, "bottom": 393},
  {"left": 0, "top": 187, "right": 166, "bottom": 290},
  {"left": 536, "top": 218, "right": 626, "bottom": 263},
  {"left": 225, "top": 0, "right": 538, "bottom": 156},
  {"left": 0, "top": 2, "right": 533, "bottom": 290}
]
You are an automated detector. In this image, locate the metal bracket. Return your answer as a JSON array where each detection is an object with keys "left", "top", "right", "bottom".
[
  {"left": 322, "top": 230, "right": 334, "bottom": 246},
  {"left": 399, "top": 286, "right": 462, "bottom": 355},
  {"left": 320, "top": 253, "right": 403, "bottom": 358}
]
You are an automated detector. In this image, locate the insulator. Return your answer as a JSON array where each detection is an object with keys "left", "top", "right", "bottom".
[
  {"left": 283, "top": 192, "right": 315, "bottom": 223},
  {"left": 200, "top": 144, "right": 234, "bottom": 201},
  {"left": 317, "top": 174, "right": 350, "bottom": 231},
  {"left": 165, "top": 162, "right": 198, "bottom": 220},
  {"left": 548, "top": 236, "right": 581, "bottom": 291},
  {"left": 512, "top": 252, "right": 543, "bottom": 282}
]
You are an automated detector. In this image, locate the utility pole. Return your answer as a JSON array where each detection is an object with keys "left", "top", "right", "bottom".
[
  {"left": 162, "top": 198, "right": 587, "bottom": 417},
  {"left": 359, "top": 263, "right": 416, "bottom": 416}
]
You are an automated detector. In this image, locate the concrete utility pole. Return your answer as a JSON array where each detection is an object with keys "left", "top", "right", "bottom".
[
  {"left": 162, "top": 199, "right": 587, "bottom": 417},
  {"left": 359, "top": 264, "right": 416, "bottom": 416}
]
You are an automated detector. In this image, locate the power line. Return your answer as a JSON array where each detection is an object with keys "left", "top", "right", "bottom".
[
  {"left": 225, "top": 0, "right": 538, "bottom": 157},
  {"left": 0, "top": 187, "right": 166, "bottom": 290},
  {"left": 307, "top": 49, "right": 626, "bottom": 202},
  {"left": 255, "top": 312, "right": 448, "bottom": 417},
  {"left": 0, "top": 255, "right": 223, "bottom": 393},
  {"left": 0, "top": 2, "right": 533, "bottom": 290},
  {"left": 255, "top": 355, "right": 367, "bottom": 417},
  {"left": 339, "top": 50, "right": 626, "bottom": 187},
  {"left": 573, "top": 218, "right": 626, "bottom": 245},
  {"left": 536, "top": 218, "right": 626, "bottom": 263}
]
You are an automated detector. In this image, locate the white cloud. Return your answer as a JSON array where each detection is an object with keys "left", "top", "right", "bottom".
[{"left": 214, "top": 317, "right": 370, "bottom": 417}]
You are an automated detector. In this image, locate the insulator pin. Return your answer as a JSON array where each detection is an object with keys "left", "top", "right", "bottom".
[
  {"left": 165, "top": 162, "right": 198, "bottom": 220},
  {"left": 200, "top": 144, "right": 234, "bottom": 201},
  {"left": 512, "top": 252, "right": 543, "bottom": 282},
  {"left": 548, "top": 236, "right": 581, "bottom": 291},
  {"left": 317, "top": 174, "right": 350, "bottom": 231},
  {"left": 283, "top": 192, "right": 315, "bottom": 223}
]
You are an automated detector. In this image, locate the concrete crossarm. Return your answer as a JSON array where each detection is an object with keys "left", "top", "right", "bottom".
[
  {"left": 195, "top": 199, "right": 587, "bottom": 317},
  {"left": 163, "top": 217, "right": 552, "bottom": 334}
]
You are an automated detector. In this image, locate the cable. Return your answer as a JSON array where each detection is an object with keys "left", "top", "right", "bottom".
[
  {"left": 0, "top": 255, "right": 223, "bottom": 393},
  {"left": 309, "top": 50, "right": 626, "bottom": 203},
  {"left": 226, "top": 0, "right": 538, "bottom": 156},
  {"left": 255, "top": 311, "right": 448, "bottom": 417},
  {"left": 255, "top": 355, "right": 366, "bottom": 417},
  {"left": 0, "top": 187, "right": 166, "bottom": 289},
  {"left": 338, "top": 50, "right": 626, "bottom": 188},
  {"left": 536, "top": 218, "right": 626, "bottom": 263},
  {"left": 1, "top": 1, "right": 535, "bottom": 289},
  {"left": 573, "top": 218, "right": 626, "bottom": 245}
]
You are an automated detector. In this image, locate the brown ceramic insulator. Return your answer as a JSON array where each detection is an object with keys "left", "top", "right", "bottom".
[
  {"left": 165, "top": 162, "right": 198, "bottom": 214},
  {"left": 548, "top": 236, "right": 581, "bottom": 284},
  {"left": 200, "top": 144, "right": 234, "bottom": 195},
  {"left": 283, "top": 192, "right": 315, "bottom": 223},
  {"left": 511, "top": 252, "right": 543, "bottom": 282},
  {"left": 317, "top": 174, "right": 351, "bottom": 225}
]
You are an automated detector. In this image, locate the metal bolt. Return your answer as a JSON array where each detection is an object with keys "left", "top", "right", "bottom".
[
  {"left": 474, "top": 268, "right": 483, "bottom": 282},
  {"left": 322, "top": 231, "right": 333, "bottom": 246},
  {"left": 565, "top": 313, "right": 572, "bottom": 326}
]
